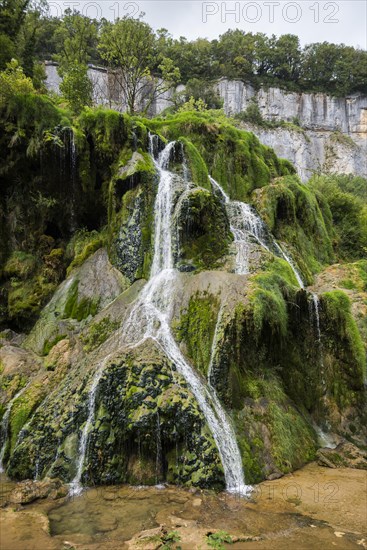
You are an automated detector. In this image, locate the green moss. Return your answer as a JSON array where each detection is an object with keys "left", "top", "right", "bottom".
[
  {"left": 3, "top": 251, "right": 37, "bottom": 279},
  {"left": 9, "top": 383, "right": 45, "bottom": 454},
  {"left": 42, "top": 334, "right": 67, "bottom": 356},
  {"left": 178, "top": 137, "right": 209, "bottom": 188},
  {"left": 66, "top": 229, "right": 107, "bottom": 275},
  {"left": 7, "top": 277, "right": 57, "bottom": 324},
  {"left": 63, "top": 279, "right": 99, "bottom": 321},
  {"left": 253, "top": 176, "right": 334, "bottom": 280},
  {"left": 322, "top": 290, "right": 366, "bottom": 378},
  {"left": 81, "top": 316, "right": 120, "bottom": 352},
  {"left": 176, "top": 292, "right": 220, "bottom": 375},
  {"left": 309, "top": 174, "right": 367, "bottom": 262},
  {"left": 248, "top": 257, "right": 298, "bottom": 339},
  {"left": 144, "top": 110, "right": 295, "bottom": 201},
  {"left": 176, "top": 187, "right": 232, "bottom": 270}
]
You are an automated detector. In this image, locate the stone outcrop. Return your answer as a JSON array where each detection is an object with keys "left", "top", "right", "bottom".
[
  {"left": 8, "top": 478, "right": 68, "bottom": 504},
  {"left": 317, "top": 442, "right": 367, "bottom": 470}
]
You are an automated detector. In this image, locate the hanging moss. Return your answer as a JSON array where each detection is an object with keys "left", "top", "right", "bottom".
[
  {"left": 176, "top": 292, "right": 220, "bottom": 375},
  {"left": 175, "top": 187, "right": 232, "bottom": 270},
  {"left": 178, "top": 137, "right": 209, "bottom": 189},
  {"left": 252, "top": 175, "right": 334, "bottom": 281},
  {"left": 145, "top": 111, "right": 295, "bottom": 200},
  {"left": 321, "top": 290, "right": 366, "bottom": 399}
]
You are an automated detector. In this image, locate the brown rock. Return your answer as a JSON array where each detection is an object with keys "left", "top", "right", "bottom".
[
  {"left": 8, "top": 478, "right": 68, "bottom": 505},
  {"left": 317, "top": 442, "right": 367, "bottom": 470}
]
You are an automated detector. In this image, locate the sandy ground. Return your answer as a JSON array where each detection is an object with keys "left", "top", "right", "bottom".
[{"left": 0, "top": 463, "right": 366, "bottom": 550}]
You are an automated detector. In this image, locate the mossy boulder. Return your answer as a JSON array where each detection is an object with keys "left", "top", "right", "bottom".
[
  {"left": 174, "top": 187, "right": 232, "bottom": 271},
  {"left": 6, "top": 340, "right": 224, "bottom": 489}
]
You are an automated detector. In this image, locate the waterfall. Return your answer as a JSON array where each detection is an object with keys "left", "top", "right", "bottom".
[
  {"left": 0, "top": 386, "right": 28, "bottom": 473},
  {"left": 310, "top": 293, "right": 326, "bottom": 392},
  {"left": 180, "top": 142, "right": 190, "bottom": 184},
  {"left": 207, "top": 305, "right": 224, "bottom": 386},
  {"left": 210, "top": 176, "right": 269, "bottom": 274},
  {"left": 69, "top": 361, "right": 106, "bottom": 496},
  {"left": 121, "top": 142, "right": 250, "bottom": 495},
  {"left": 210, "top": 177, "right": 304, "bottom": 287},
  {"left": 67, "top": 139, "right": 250, "bottom": 496},
  {"left": 274, "top": 242, "right": 304, "bottom": 288}
]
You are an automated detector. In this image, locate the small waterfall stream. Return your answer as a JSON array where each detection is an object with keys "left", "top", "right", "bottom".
[
  {"left": 310, "top": 293, "right": 326, "bottom": 392},
  {"left": 210, "top": 176, "right": 305, "bottom": 286},
  {"left": 207, "top": 305, "right": 224, "bottom": 386},
  {"left": 210, "top": 177, "right": 269, "bottom": 274},
  {"left": 0, "top": 386, "right": 28, "bottom": 473},
  {"left": 69, "top": 361, "right": 106, "bottom": 496}
]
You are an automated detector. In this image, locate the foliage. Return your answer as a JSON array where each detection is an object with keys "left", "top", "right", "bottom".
[
  {"left": 0, "top": 58, "right": 34, "bottom": 106},
  {"left": 206, "top": 531, "right": 233, "bottom": 549},
  {"left": 178, "top": 96, "right": 207, "bottom": 113},
  {"left": 98, "top": 16, "right": 180, "bottom": 114},
  {"left": 53, "top": 10, "right": 97, "bottom": 112},
  {"left": 309, "top": 174, "right": 367, "bottom": 261},
  {"left": 59, "top": 63, "right": 92, "bottom": 113}
]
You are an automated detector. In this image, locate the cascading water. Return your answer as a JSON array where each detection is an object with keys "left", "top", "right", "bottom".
[
  {"left": 0, "top": 386, "right": 28, "bottom": 473},
  {"left": 180, "top": 142, "right": 190, "bottom": 184},
  {"left": 121, "top": 140, "right": 250, "bottom": 495},
  {"left": 69, "top": 361, "right": 106, "bottom": 496},
  {"left": 274, "top": 242, "right": 304, "bottom": 288},
  {"left": 310, "top": 293, "right": 326, "bottom": 391},
  {"left": 207, "top": 305, "right": 224, "bottom": 386},
  {"left": 68, "top": 139, "right": 250, "bottom": 496},
  {"left": 210, "top": 177, "right": 269, "bottom": 274},
  {"left": 210, "top": 176, "right": 305, "bottom": 286}
]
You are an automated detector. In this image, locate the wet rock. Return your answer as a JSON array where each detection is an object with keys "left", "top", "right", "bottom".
[
  {"left": 317, "top": 442, "right": 367, "bottom": 470},
  {"left": 8, "top": 478, "right": 68, "bottom": 504}
]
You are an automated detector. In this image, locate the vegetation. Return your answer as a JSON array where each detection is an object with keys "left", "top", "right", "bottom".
[
  {"left": 98, "top": 16, "right": 180, "bottom": 114},
  {"left": 309, "top": 174, "right": 367, "bottom": 261}
]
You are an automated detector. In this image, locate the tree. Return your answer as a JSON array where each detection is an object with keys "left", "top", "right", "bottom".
[
  {"left": 0, "top": 0, "right": 30, "bottom": 68},
  {"left": 53, "top": 10, "right": 98, "bottom": 111},
  {"left": 98, "top": 16, "right": 180, "bottom": 114},
  {"left": 53, "top": 9, "right": 98, "bottom": 74},
  {"left": 0, "top": 58, "right": 34, "bottom": 106},
  {"left": 59, "top": 63, "right": 92, "bottom": 112}
]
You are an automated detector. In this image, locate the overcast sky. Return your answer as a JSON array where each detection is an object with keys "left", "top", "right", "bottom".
[{"left": 49, "top": 1, "right": 367, "bottom": 48}]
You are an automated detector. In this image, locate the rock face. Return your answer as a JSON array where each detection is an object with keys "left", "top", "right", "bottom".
[
  {"left": 44, "top": 64, "right": 367, "bottom": 181},
  {"left": 317, "top": 442, "right": 367, "bottom": 470}
]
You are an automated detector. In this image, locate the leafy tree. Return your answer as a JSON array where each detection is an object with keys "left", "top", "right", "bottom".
[
  {"left": 53, "top": 10, "right": 97, "bottom": 111},
  {"left": 59, "top": 63, "right": 92, "bottom": 112},
  {"left": 0, "top": 0, "right": 30, "bottom": 68},
  {"left": 175, "top": 78, "right": 223, "bottom": 110},
  {"left": 53, "top": 10, "right": 98, "bottom": 75},
  {"left": 0, "top": 58, "right": 34, "bottom": 106},
  {"left": 98, "top": 16, "right": 180, "bottom": 114}
]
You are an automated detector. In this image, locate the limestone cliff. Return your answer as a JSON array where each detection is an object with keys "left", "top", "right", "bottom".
[{"left": 44, "top": 64, "right": 367, "bottom": 181}]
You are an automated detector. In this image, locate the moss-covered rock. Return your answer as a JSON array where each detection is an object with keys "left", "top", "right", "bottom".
[
  {"left": 174, "top": 187, "right": 232, "bottom": 270},
  {"left": 6, "top": 340, "right": 224, "bottom": 489}
]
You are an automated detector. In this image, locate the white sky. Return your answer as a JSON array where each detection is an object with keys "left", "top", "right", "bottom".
[{"left": 49, "top": 1, "right": 367, "bottom": 48}]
